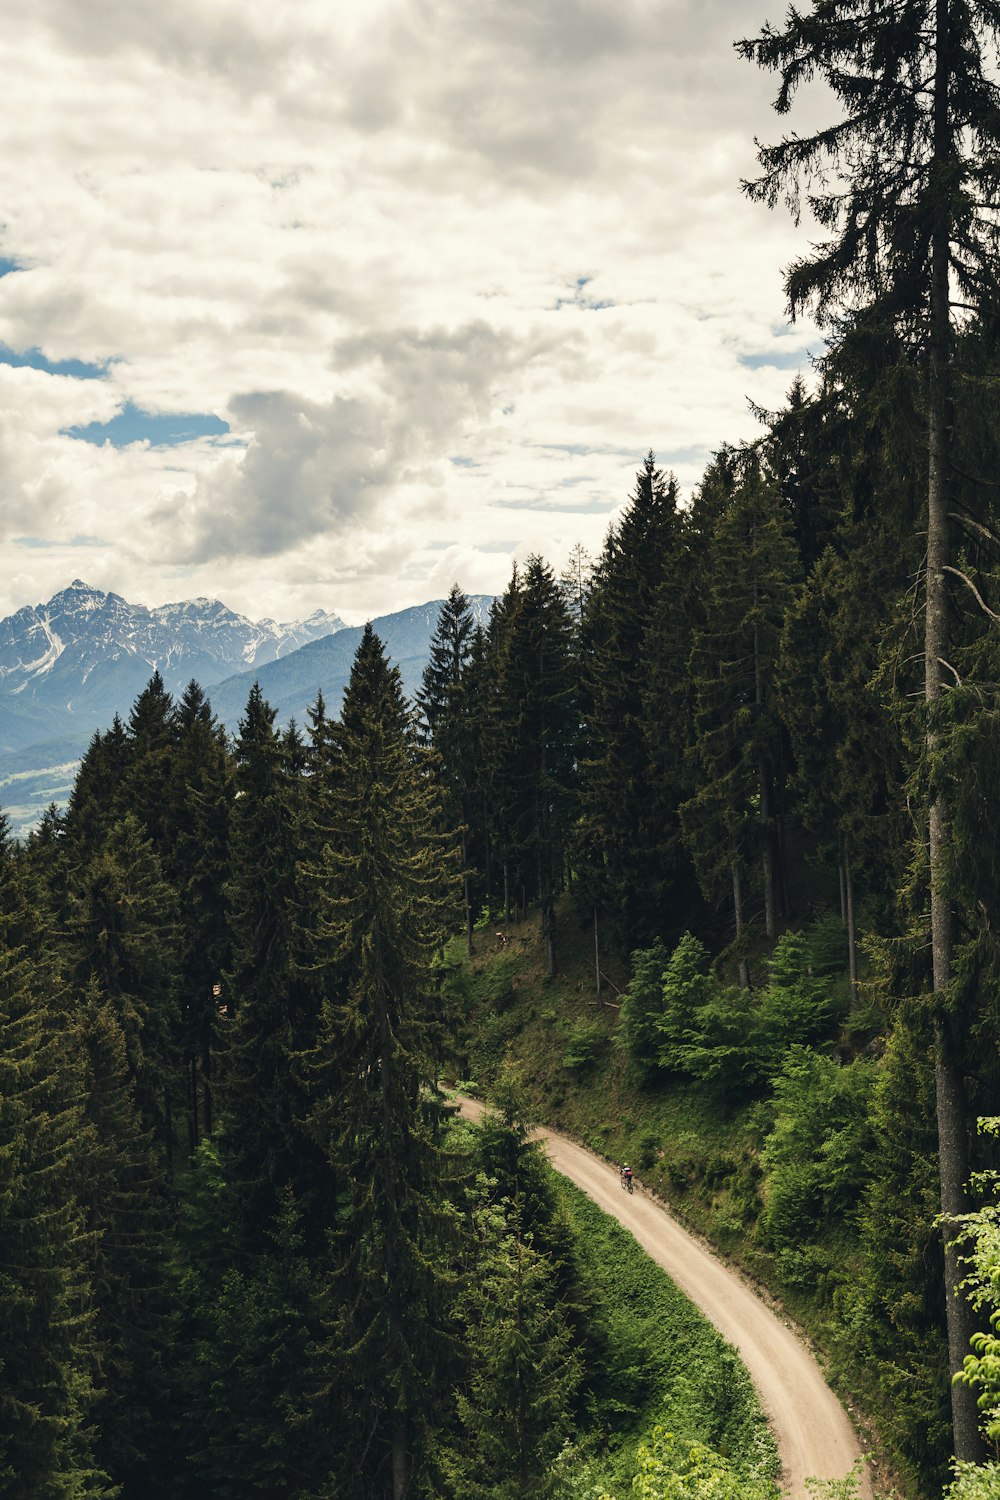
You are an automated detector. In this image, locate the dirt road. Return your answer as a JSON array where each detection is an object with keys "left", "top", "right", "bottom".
[{"left": 457, "top": 1097, "right": 872, "bottom": 1499}]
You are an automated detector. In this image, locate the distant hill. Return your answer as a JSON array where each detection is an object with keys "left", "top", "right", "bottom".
[
  {"left": 207, "top": 597, "right": 493, "bottom": 732},
  {"left": 0, "top": 588, "right": 492, "bottom": 836}
]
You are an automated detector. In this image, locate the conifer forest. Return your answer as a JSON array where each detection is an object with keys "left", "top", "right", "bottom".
[{"left": 6, "top": 4, "right": 1000, "bottom": 1499}]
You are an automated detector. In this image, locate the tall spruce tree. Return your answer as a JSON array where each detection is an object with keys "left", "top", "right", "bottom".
[
  {"left": 73, "top": 983, "right": 175, "bottom": 1498},
  {"left": 493, "top": 559, "right": 577, "bottom": 975},
  {"left": 579, "top": 454, "right": 684, "bottom": 949},
  {"left": 680, "top": 456, "right": 799, "bottom": 973},
  {"left": 304, "top": 625, "right": 460, "bottom": 1500},
  {"left": 220, "top": 683, "right": 306, "bottom": 1253},
  {"left": 739, "top": 1, "right": 1000, "bottom": 1453},
  {"left": 418, "top": 586, "right": 479, "bottom": 953},
  {"left": 169, "top": 682, "right": 232, "bottom": 1149},
  {"left": 0, "top": 814, "right": 108, "bottom": 1496},
  {"left": 442, "top": 1195, "right": 581, "bottom": 1500},
  {"left": 68, "top": 812, "right": 180, "bottom": 1163}
]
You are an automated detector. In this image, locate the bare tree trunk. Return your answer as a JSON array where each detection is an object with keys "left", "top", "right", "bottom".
[
  {"left": 190, "top": 1053, "right": 199, "bottom": 1151},
  {"left": 926, "top": 25, "right": 981, "bottom": 1452},
  {"left": 843, "top": 837, "right": 859, "bottom": 1009},
  {"left": 392, "top": 1420, "right": 408, "bottom": 1500},
  {"left": 461, "top": 828, "right": 474, "bottom": 956},
  {"left": 731, "top": 857, "right": 749, "bottom": 989},
  {"left": 203, "top": 1033, "right": 212, "bottom": 1136},
  {"left": 594, "top": 904, "right": 601, "bottom": 1001},
  {"left": 753, "top": 614, "right": 777, "bottom": 940},
  {"left": 758, "top": 750, "right": 777, "bottom": 941},
  {"left": 838, "top": 841, "right": 847, "bottom": 926},
  {"left": 538, "top": 841, "right": 556, "bottom": 978},
  {"left": 483, "top": 794, "right": 493, "bottom": 918},
  {"left": 776, "top": 725, "right": 791, "bottom": 919}
]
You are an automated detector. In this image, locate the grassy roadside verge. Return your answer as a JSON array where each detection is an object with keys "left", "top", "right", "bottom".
[
  {"left": 443, "top": 902, "right": 909, "bottom": 1500},
  {"left": 552, "top": 1178, "right": 780, "bottom": 1496}
]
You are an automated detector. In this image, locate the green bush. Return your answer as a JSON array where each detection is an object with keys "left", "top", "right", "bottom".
[
  {"left": 759, "top": 1047, "right": 875, "bottom": 1251},
  {"left": 620, "top": 941, "right": 671, "bottom": 1080},
  {"left": 562, "top": 1020, "right": 606, "bottom": 1072},
  {"left": 631, "top": 928, "right": 845, "bottom": 1095},
  {"left": 943, "top": 1461, "right": 1000, "bottom": 1499},
  {"left": 470, "top": 1008, "right": 521, "bottom": 1079}
]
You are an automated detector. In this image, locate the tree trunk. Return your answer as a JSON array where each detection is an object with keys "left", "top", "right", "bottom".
[
  {"left": 758, "top": 750, "right": 777, "bottom": 941},
  {"left": 503, "top": 860, "right": 510, "bottom": 926},
  {"left": 461, "top": 827, "right": 474, "bottom": 956},
  {"left": 753, "top": 613, "right": 777, "bottom": 940},
  {"left": 593, "top": 905, "right": 601, "bottom": 1001},
  {"left": 731, "top": 857, "right": 749, "bottom": 989},
  {"left": 190, "top": 1053, "right": 199, "bottom": 1151},
  {"left": 392, "top": 1419, "right": 408, "bottom": 1500},
  {"left": 483, "top": 793, "right": 493, "bottom": 918},
  {"left": 203, "top": 1032, "right": 213, "bottom": 1136},
  {"left": 538, "top": 843, "right": 556, "bottom": 978},
  {"left": 927, "top": 13, "right": 981, "bottom": 1453},
  {"left": 776, "top": 724, "right": 791, "bottom": 918},
  {"left": 843, "top": 838, "right": 859, "bottom": 1009}
]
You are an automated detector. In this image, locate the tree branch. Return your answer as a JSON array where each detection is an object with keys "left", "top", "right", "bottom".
[{"left": 942, "top": 564, "right": 1000, "bottom": 623}]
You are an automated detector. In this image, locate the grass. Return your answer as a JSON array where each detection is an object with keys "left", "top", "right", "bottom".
[{"left": 554, "top": 1178, "right": 780, "bottom": 1496}]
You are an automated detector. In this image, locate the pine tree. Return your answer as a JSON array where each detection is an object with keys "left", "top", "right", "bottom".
[
  {"left": 192, "top": 1188, "right": 335, "bottom": 1500},
  {"left": 579, "top": 455, "right": 684, "bottom": 948},
  {"left": 442, "top": 1195, "right": 581, "bottom": 1500},
  {"left": 64, "top": 717, "right": 131, "bottom": 865},
  {"left": 493, "top": 559, "right": 577, "bottom": 975},
  {"left": 304, "top": 625, "right": 461, "bottom": 1500},
  {"left": 169, "top": 682, "right": 232, "bottom": 1148},
  {"left": 776, "top": 539, "right": 909, "bottom": 998},
  {"left": 121, "top": 672, "right": 177, "bottom": 856},
  {"left": 73, "top": 983, "right": 176, "bottom": 1498},
  {"left": 68, "top": 811, "right": 181, "bottom": 1160},
  {"left": 0, "top": 814, "right": 108, "bottom": 1496},
  {"left": 681, "top": 457, "right": 800, "bottom": 974},
  {"left": 220, "top": 683, "right": 307, "bottom": 1253},
  {"left": 418, "top": 586, "right": 479, "bottom": 952},
  {"left": 739, "top": 3, "right": 1000, "bottom": 1453}
]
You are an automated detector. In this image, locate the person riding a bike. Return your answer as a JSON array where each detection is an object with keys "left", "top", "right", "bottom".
[{"left": 620, "top": 1163, "right": 634, "bottom": 1192}]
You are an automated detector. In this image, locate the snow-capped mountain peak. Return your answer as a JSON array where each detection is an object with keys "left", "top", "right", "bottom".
[{"left": 0, "top": 582, "right": 346, "bottom": 734}]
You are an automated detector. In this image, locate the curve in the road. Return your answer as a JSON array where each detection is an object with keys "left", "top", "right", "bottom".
[{"left": 457, "top": 1097, "right": 872, "bottom": 1500}]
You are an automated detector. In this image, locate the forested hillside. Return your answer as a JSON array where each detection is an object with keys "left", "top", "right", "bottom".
[{"left": 6, "top": 3, "right": 1000, "bottom": 1498}]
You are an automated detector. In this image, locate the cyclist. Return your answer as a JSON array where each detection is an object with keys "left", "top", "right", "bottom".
[{"left": 620, "top": 1163, "right": 634, "bottom": 1192}]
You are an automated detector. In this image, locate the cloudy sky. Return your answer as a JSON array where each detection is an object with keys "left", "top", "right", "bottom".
[{"left": 0, "top": 0, "right": 821, "bottom": 626}]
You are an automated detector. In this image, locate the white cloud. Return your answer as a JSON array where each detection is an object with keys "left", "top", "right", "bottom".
[{"left": 0, "top": 0, "right": 822, "bottom": 624}]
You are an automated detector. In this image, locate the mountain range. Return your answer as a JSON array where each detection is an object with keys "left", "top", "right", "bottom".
[{"left": 0, "top": 581, "right": 491, "bottom": 836}]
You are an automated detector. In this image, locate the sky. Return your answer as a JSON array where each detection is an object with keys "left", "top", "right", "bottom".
[{"left": 0, "top": 0, "right": 823, "bottom": 627}]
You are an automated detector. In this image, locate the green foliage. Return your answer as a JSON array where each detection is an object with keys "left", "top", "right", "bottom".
[
  {"left": 303, "top": 624, "right": 462, "bottom": 1498},
  {"left": 0, "top": 817, "right": 109, "bottom": 1496},
  {"left": 954, "top": 1119, "right": 1000, "bottom": 1445},
  {"left": 624, "top": 929, "right": 841, "bottom": 1096},
  {"left": 620, "top": 941, "right": 671, "bottom": 1082},
  {"left": 557, "top": 1183, "right": 778, "bottom": 1493},
  {"left": 561, "top": 1019, "right": 606, "bottom": 1072},
  {"left": 759, "top": 1048, "right": 875, "bottom": 1252},
  {"left": 628, "top": 1429, "right": 778, "bottom": 1500},
  {"left": 443, "top": 1189, "right": 582, "bottom": 1500},
  {"left": 944, "top": 1460, "right": 1000, "bottom": 1499},
  {"left": 855, "top": 1004, "right": 951, "bottom": 1485}
]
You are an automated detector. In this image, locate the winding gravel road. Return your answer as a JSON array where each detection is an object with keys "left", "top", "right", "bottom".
[{"left": 457, "top": 1097, "right": 873, "bottom": 1500}]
